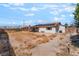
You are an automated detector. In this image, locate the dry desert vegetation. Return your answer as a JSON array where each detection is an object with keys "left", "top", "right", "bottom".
[{"left": 1, "top": 30, "right": 79, "bottom": 56}]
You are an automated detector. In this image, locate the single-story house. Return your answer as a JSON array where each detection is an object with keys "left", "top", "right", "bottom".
[{"left": 32, "top": 22, "right": 65, "bottom": 33}]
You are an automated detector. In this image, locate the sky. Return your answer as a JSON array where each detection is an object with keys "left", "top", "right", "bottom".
[{"left": 0, "top": 3, "right": 76, "bottom": 26}]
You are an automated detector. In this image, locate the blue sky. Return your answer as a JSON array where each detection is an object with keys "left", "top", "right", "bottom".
[{"left": 0, "top": 3, "right": 76, "bottom": 26}]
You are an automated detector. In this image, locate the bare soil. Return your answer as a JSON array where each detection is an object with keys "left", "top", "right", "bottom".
[{"left": 4, "top": 31, "right": 79, "bottom": 56}]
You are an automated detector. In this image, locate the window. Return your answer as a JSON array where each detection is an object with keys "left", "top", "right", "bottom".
[
  {"left": 46, "top": 27, "right": 52, "bottom": 30},
  {"left": 41, "top": 31, "right": 45, "bottom": 33},
  {"left": 59, "top": 30, "right": 62, "bottom": 33}
]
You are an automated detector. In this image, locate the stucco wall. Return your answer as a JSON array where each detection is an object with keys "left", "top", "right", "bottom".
[
  {"left": 39, "top": 28, "right": 56, "bottom": 33},
  {"left": 59, "top": 26, "right": 65, "bottom": 33},
  {"left": 39, "top": 26, "right": 65, "bottom": 33}
]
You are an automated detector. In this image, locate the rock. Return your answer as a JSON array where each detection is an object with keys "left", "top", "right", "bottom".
[{"left": 0, "top": 31, "right": 10, "bottom": 56}]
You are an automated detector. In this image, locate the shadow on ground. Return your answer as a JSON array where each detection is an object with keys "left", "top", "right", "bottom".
[
  {"left": 70, "top": 34, "right": 79, "bottom": 47},
  {"left": 0, "top": 29, "right": 15, "bottom": 56}
]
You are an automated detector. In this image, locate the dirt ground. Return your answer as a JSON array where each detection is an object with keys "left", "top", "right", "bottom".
[{"left": 5, "top": 31, "right": 79, "bottom": 56}]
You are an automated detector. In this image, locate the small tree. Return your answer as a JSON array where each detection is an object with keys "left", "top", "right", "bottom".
[
  {"left": 65, "top": 23, "right": 68, "bottom": 28},
  {"left": 73, "top": 3, "right": 79, "bottom": 33}
]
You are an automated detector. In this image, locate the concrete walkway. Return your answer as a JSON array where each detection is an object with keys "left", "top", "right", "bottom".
[
  {"left": 31, "top": 34, "right": 71, "bottom": 56},
  {"left": 31, "top": 37, "right": 68, "bottom": 56}
]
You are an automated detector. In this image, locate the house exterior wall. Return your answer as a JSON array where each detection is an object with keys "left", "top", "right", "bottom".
[
  {"left": 38, "top": 26, "right": 65, "bottom": 33},
  {"left": 59, "top": 26, "right": 65, "bottom": 33},
  {"left": 39, "top": 28, "right": 56, "bottom": 33}
]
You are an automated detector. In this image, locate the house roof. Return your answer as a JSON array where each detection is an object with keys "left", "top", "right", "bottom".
[{"left": 34, "top": 22, "right": 62, "bottom": 28}]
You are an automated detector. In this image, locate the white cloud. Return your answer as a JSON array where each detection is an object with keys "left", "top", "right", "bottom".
[
  {"left": 12, "top": 22, "right": 16, "bottom": 24},
  {"left": 31, "top": 7, "right": 39, "bottom": 11},
  {"left": 50, "top": 4, "right": 75, "bottom": 14},
  {"left": 18, "top": 7, "right": 29, "bottom": 11},
  {"left": 9, "top": 7, "right": 17, "bottom": 10},
  {"left": 61, "top": 4, "right": 72, "bottom": 7},
  {"left": 70, "top": 14, "right": 74, "bottom": 17},
  {"left": 50, "top": 8, "right": 63, "bottom": 16},
  {"left": 64, "top": 6, "right": 75, "bottom": 12},
  {"left": 50, "top": 10, "right": 59, "bottom": 15},
  {"left": 53, "top": 17, "right": 64, "bottom": 22},
  {"left": 2, "top": 4, "right": 39, "bottom": 12},
  {"left": 44, "top": 4, "right": 58, "bottom": 8},
  {"left": 1, "top": 3, "right": 27, "bottom": 11},
  {"left": 1, "top": 4, "right": 10, "bottom": 7},
  {"left": 7, "top": 3, "right": 24, "bottom": 7},
  {"left": 13, "top": 6, "right": 40, "bottom": 11},
  {"left": 62, "top": 4, "right": 67, "bottom": 7},
  {"left": 61, "top": 14, "right": 66, "bottom": 17},
  {"left": 1, "top": 3, "right": 24, "bottom": 8},
  {"left": 31, "top": 4, "right": 59, "bottom": 11},
  {"left": 8, "top": 6, "right": 29, "bottom": 12},
  {"left": 25, "top": 13, "right": 35, "bottom": 16},
  {"left": 54, "top": 17, "right": 59, "bottom": 21},
  {"left": 24, "top": 20, "right": 33, "bottom": 25},
  {"left": 37, "top": 4, "right": 59, "bottom": 10},
  {"left": 37, "top": 19, "right": 48, "bottom": 23},
  {"left": 37, "top": 5, "right": 47, "bottom": 10},
  {"left": 58, "top": 9, "right": 63, "bottom": 12}
]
